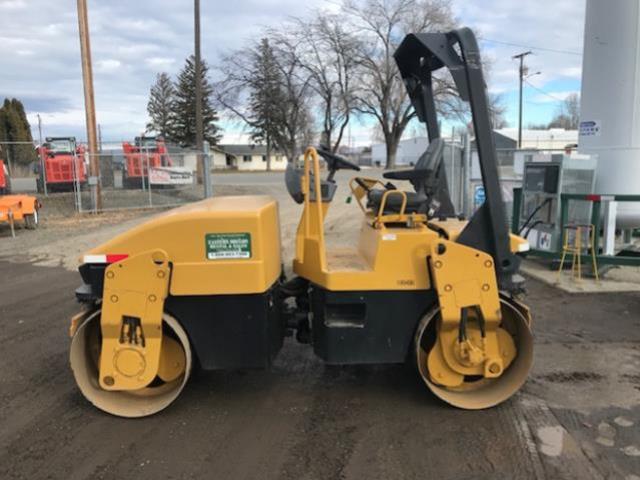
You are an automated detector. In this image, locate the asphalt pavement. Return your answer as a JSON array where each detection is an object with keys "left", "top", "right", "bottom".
[{"left": 0, "top": 259, "right": 639, "bottom": 479}]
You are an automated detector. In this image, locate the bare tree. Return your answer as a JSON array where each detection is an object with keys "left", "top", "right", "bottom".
[
  {"left": 548, "top": 93, "right": 580, "bottom": 129},
  {"left": 290, "top": 14, "right": 359, "bottom": 153},
  {"left": 488, "top": 92, "right": 508, "bottom": 129},
  {"left": 269, "top": 31, "right": 316, "bottom": 162},
  {"left": 344, "top": 0, "right": 456, "bottom": 168},
  {"left": 216, "top": 34, "right": 314, "bottom": 163}
]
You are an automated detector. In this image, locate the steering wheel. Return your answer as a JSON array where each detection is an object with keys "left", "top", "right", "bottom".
[{"left": 316, "top": 147, "right": 361, "bottom": 172}]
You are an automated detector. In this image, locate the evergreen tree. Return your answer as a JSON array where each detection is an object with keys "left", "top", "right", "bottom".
[
  {"left": 146, "top": 72, "right": 176, "bottom": 140},
  {"left": 0, "top": 98, "right": 36, "bottom": 167},
  {"left": 173, "top": 56, "right": 222, "bottom": 147},
  {"left": 248, "top": 38, "right": 286, "bottom": 171}
]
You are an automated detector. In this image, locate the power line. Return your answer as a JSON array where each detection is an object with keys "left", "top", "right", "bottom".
[
  {"left": 524, "top": 80, "right": 571, "bottom": 103},
  {"left": 482, "top": 38, "right": 582, "bottom": 56}
]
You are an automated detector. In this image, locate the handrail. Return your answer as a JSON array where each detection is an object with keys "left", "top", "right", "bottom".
[
  {"left": 302, "top": 147, "right": 325, "bottom": 244},
  {"left": 376, "top": 190, "right": 407, "bottom": 224}
]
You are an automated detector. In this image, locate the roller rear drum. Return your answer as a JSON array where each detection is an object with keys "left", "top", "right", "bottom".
[{"left": 415, "top": 298, "right": 533, "bottom": 409}]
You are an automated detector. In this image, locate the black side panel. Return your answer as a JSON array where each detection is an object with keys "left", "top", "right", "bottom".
[
  {"left": 310, "top": 287, "right": 437, "bottom": 365},
  {"left": 165, "top": 285, "right": 284, "bottom": 370},
  {"left": 78, "top": 263, "right": 106, "bottom": 300}
]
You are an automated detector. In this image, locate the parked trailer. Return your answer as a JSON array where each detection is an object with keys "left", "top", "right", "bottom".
[
  {"left": 0, "top": 194, "right": 40, "bottom": 237},
  {"left": 36, "top": 137, "right": 87, "bottom": 193}
]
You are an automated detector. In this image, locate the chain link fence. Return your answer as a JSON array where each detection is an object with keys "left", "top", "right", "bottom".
[
  {"left": 2, "top": 136, "right": 579, "bottom": 224},
  {"left": 1, "top": 140, "right": 207, "bottom": 216}
]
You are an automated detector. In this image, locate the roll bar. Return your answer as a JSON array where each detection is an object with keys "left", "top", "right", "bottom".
[{"left": 394, "top": 28, "right": 520, "bottom": 288}]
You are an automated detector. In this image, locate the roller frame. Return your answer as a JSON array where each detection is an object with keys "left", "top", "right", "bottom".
[{"left": 98, "top": 249, "right": 171, "bottom": 391}]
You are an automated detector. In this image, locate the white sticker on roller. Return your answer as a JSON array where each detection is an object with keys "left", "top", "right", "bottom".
[
  {"left": 382, "top": 234, "right": 397, "bottom": 241},
  {"left": 83, "top": 255, "right": 107, "bottom": 264}
]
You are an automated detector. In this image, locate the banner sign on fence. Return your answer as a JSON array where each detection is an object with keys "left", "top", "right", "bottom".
[{"left": 148, "top": 166, "right": 194, "bottom": 185}]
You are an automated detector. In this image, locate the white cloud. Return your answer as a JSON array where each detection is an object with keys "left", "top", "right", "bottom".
[
  {"left": 144, "top": 57, "right": 175, "bottom": 69},
  {"left": 456, "top": 0, "right": 585, "bottom": 108},
  {"left": 0, "top": 0, "right": 26, "bottom": 10},
  {"left": 96, "top": 59, "right": 122, "bottom": 73},
  {"left": 559, "top": 66, "right": 582, "bottom": 79},
  {"left": 1, "top": 0, "right": 587, "bottom": 140}
]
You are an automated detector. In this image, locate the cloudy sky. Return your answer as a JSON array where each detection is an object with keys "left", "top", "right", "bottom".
[{"left": 0, "top": 0, "right": 585, "bottom": 145}]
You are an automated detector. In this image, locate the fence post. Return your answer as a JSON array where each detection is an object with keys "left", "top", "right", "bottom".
[
  {"left": 146, "top": 149, "right": 153, "bottom": 207},
  {"left": 203, "top": 141, "right": 212, "bottom": 198},
  {"left": 603, "top": 200, "right": 617, "bottom": 255},
  {"left": 6, "top": 149, "right": 12, "bottom": 178},
  {"left": 38, "top": 145, "right": 48, "bottom": 197}
]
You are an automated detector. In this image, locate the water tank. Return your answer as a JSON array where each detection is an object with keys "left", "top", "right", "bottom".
[{"left": 579, "top": 0, "right": 640, "bottom": 228}]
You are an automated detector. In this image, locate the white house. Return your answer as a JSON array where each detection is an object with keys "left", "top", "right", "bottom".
[
  {"left": 495, "top": 128, "right": 578, "bottom": 149},
  {"left": 216, "top": 144, "right": 288, "bottom": 171}
]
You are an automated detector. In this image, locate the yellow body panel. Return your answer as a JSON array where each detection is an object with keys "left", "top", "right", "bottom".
[
  {"left": 292, "top": 149, "right": 529, "bottom": 292},
  {"left": 86, "top": 196, "right": 282, "bottom": 295},
  {"left": 429, "top": 217, "right": 530, "bottom": 254},
  {"left": 293, "top": 149, "right": 438, "bottom": 291},
  {"left": 294, "top": 216, "right": 438, "bottom": 290}
]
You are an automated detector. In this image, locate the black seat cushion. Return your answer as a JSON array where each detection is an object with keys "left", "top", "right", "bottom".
[{"left": 367, "top": 189, "right": 425, "bottom": 213}]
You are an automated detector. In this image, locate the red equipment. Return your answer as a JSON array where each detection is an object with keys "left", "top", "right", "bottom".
[
  {"left": 121, "top": 136, "right": 172, "bottom": 188},
  {"left": 37, "top": 137, "right": 87, "bottom": 192},
  {"left": 0, "top": 160, "right": 9, "bottom": 194}
]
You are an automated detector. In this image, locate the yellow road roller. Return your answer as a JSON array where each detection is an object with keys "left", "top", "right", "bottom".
[{"left": 69, "top": 27, "right": 533, "bottom": 417}]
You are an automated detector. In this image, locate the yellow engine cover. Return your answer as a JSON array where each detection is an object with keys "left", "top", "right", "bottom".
[{"left": 84, "top": 196, "right": 282, "bottom": 295}]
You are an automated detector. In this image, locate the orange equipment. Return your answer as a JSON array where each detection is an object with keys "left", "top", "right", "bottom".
[
  {"left": 0, "top": 194, "right": 40, "bottom": 236},
  {"left": 121, "top": 136, "right": 173, "bottom": 188},
  {"left": 0, "top": 160, "right": 8, "bottom": 195},
  {"left": 36, "top": 137, "right": 87, "bottom": 192}
]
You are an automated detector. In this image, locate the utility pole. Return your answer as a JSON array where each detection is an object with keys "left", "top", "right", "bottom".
[
  {"left": 77, "top": 0, "right": 101, "bottom": 212},
  {"left": 513, "top": 51, "right": 532, "bottom": 149},
  {"left": 37, "top": 114, "right": 47, "bottom": 196},
  {"left": 194, "top": 0, "right": 204, "bottom": 184}
]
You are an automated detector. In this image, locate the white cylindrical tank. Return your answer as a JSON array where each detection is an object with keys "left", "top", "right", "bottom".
[{"left": 579, "top": 0, "right": 640, "bottom": 228}]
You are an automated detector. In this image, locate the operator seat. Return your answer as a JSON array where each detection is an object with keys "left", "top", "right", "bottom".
[{"left": 367, "top": 138, "right": 445, "bottom": 213}]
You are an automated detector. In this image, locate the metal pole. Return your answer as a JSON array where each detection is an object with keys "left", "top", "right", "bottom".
[
  {"left": 37, "top": 115, "right": 48, "bottom": 196},
  {"left": 194, "top": 0, "right": 204, "bottom": 184},
  {"left": 6, "top": 149, "right": 12, "bottom": 178},
  {"left": 73, "top": 150, "right": 82, "bottom": 212},
  {"left": 77, "top": 0, "right": 101, "bottom": 212},
  {"left": 512, "top": 51, "right": 531, "bottom": 149},
  {"left": 203, "top": 141, "right": 212, "bottom": 198},
  {"left": 146, "top": 149, "right": 153, "bottom": 207}
]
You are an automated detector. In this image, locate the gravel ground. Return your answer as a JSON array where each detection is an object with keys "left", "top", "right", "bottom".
[{"left": 0, "top": 172, "right": 639, "bottom": 479}]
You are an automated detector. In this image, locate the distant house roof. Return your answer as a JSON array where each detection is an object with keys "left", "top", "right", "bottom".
[
  {"left": 496, "top": 128, "right": 578, "bottom": 144},
  {"left": 471, "top": 131, "right": 517, "bottom": 150},
  {"left": 219, "top": 144, "right": 283, "bottom": 157}
]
